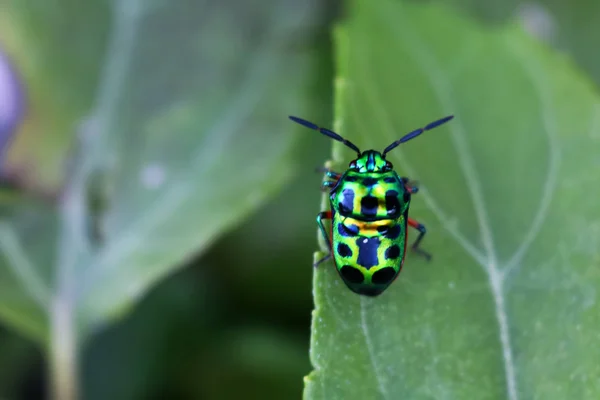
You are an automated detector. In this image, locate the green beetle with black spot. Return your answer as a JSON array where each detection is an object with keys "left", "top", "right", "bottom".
[{"left": 289, "top": 115, "right": 454, "bottom": 296}]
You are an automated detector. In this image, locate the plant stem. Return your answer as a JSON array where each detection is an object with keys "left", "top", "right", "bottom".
[{"left": 50, "top": 295, "right": 78, "bottom": 400}]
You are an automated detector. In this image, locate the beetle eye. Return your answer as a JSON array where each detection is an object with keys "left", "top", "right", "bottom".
[
  {"left": 385, "top": 161, "right": 393, "bottom": 170},
  {"left": 349, "top": 161, "right": 357, "bottom": 169}
]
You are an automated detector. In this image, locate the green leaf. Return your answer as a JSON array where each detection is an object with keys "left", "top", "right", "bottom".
[
  {"left": 0, "top": 0, "right": 319, "bottom": 343},
  {"left": 306, "top": 1, "right": 600, "bottom": 399},
  {"left": 75, "top": 0, "right": 320, "bottom": 331}
]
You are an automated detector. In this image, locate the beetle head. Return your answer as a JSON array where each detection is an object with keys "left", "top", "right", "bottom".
[{"left": 348, "top": 150, "right": 392, "bottom": 173}]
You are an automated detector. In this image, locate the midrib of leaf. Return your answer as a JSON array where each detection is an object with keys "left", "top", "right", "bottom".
[
  {"left": 337, "top": 3, "right": 564, "bottom": 398},
  {"left": 358, "top": 12, "right": 516, "bottom": 395},
  {"left": 50, "top": 1, "right": 143, "bottom": 399},
  {"left": 378, "top": 11, "right": 517, "bottom": 400}
]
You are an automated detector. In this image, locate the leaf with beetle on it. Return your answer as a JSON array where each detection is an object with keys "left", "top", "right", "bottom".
[
  {"left": 0, "top": 0, "right": 320, "bottom": 346},
  {"left": 305, "top": 1, "right": 600, "bottom": 399}
]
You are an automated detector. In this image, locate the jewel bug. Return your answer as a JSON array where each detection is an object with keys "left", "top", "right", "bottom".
[{"left": 289, "top": 115, "right": 453, "bottom": 296}]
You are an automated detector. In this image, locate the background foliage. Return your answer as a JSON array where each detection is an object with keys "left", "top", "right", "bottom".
[{"left": 0, "top": 0, "right": 599, "bottom": 399}]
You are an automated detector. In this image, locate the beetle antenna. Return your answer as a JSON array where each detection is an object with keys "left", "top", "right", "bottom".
[
  {"left": 382, "top": 115, "right": 454, "bottom": 157},
  {"left": 289, "top": 116, "right": 361, "bottom": 155}
]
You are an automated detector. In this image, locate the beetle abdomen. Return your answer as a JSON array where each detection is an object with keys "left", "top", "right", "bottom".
[{"left": 331, "top": 214, "right": 407, "bottom": 296}]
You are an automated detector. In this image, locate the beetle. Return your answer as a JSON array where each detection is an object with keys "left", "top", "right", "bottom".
[{"left": 289, "top": 115, "right": 453, "bottom": 296}]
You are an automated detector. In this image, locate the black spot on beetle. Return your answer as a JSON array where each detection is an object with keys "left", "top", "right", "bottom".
[
  {"left": 361, "top": 195, "right": 379, "bottom": 218},
  {"left": 356, "top": 237, "right": 380, "bottom": 269},
  {"left": 345, "top": 175, "right": 359, "bottom": 182},
  {"left": 385, "top": 224, "right": 401, "bottom": 240},
  {"left": 339, "top": 188, "right": 355, "bottom": 215},
  {"left": 385, "top": 190, "right": 400, "bottom": 216},
  {"left": 362, "top": 177, "right": 377, "bottom": 187},
  {"left": 384, "top": 176, "right": 397, "bottom": 183},
  {"left": 372, "top": 267, "right": 397, "bottom": 285},
  {"left": 340, "top": 265, "right": 364, "bottom": 283},
  {"left": 385, "top": 244, "right": 401, "bottom": 259},
  {"left": 337, "top": 243, "right": 353, "bottom": 258},
  {"left": 338, "top": 223, "right": 359, "bottom": 237}
]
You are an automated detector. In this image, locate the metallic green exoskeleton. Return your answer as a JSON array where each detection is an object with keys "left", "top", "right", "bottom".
[{"left": 289, "top": 115, "right": 454, "bottom": 296}]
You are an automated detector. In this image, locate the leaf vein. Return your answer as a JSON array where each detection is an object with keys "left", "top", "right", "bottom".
[
  {"left": 377, "top": 5, "right": 518, "bottom": 399},
  {"left": 352, "top": 42, "right": 488, "bottom": 267},
  {"left": 502, "top": 38, "right": 560, "bottom": 280}
]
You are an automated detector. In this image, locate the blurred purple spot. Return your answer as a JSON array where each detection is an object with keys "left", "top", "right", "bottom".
[{"left": 0, "top": 48, "right": 25, "bottom": 162}]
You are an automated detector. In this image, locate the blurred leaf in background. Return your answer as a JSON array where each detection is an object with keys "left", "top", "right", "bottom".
[
  {"left": 75, "top": 0, "right": 320, "bottom": 333},
  {"left": 0, "top": 0, "right": 331, "bottom": 398},
  {"left": 306, "top": 1, "right": 600, "bottom": 399}
]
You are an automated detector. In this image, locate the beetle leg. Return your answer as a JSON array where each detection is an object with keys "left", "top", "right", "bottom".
[
  {"left": 314, "top": 253, "right": 331, "bottom": 267},
  {"left": 406, "top": 184, "right": 419, "bottom": 194},
  {"left": 316, "top": 167, "right": 342, "bottom": 180},
  {"left": 407, "top": 217, "right": 431, "bottom": 261},
  {"left": 402, "top": 177, "right": 419, "bottom": 194},
  {"left": 315, "top": 211, "right": 333, "bottom": 267},
  {"left": 320, "top": 180, "right": 337, "bottom": 192},
  {"left": 319, "top": 167, "right": 342, "bottom": 192}
]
